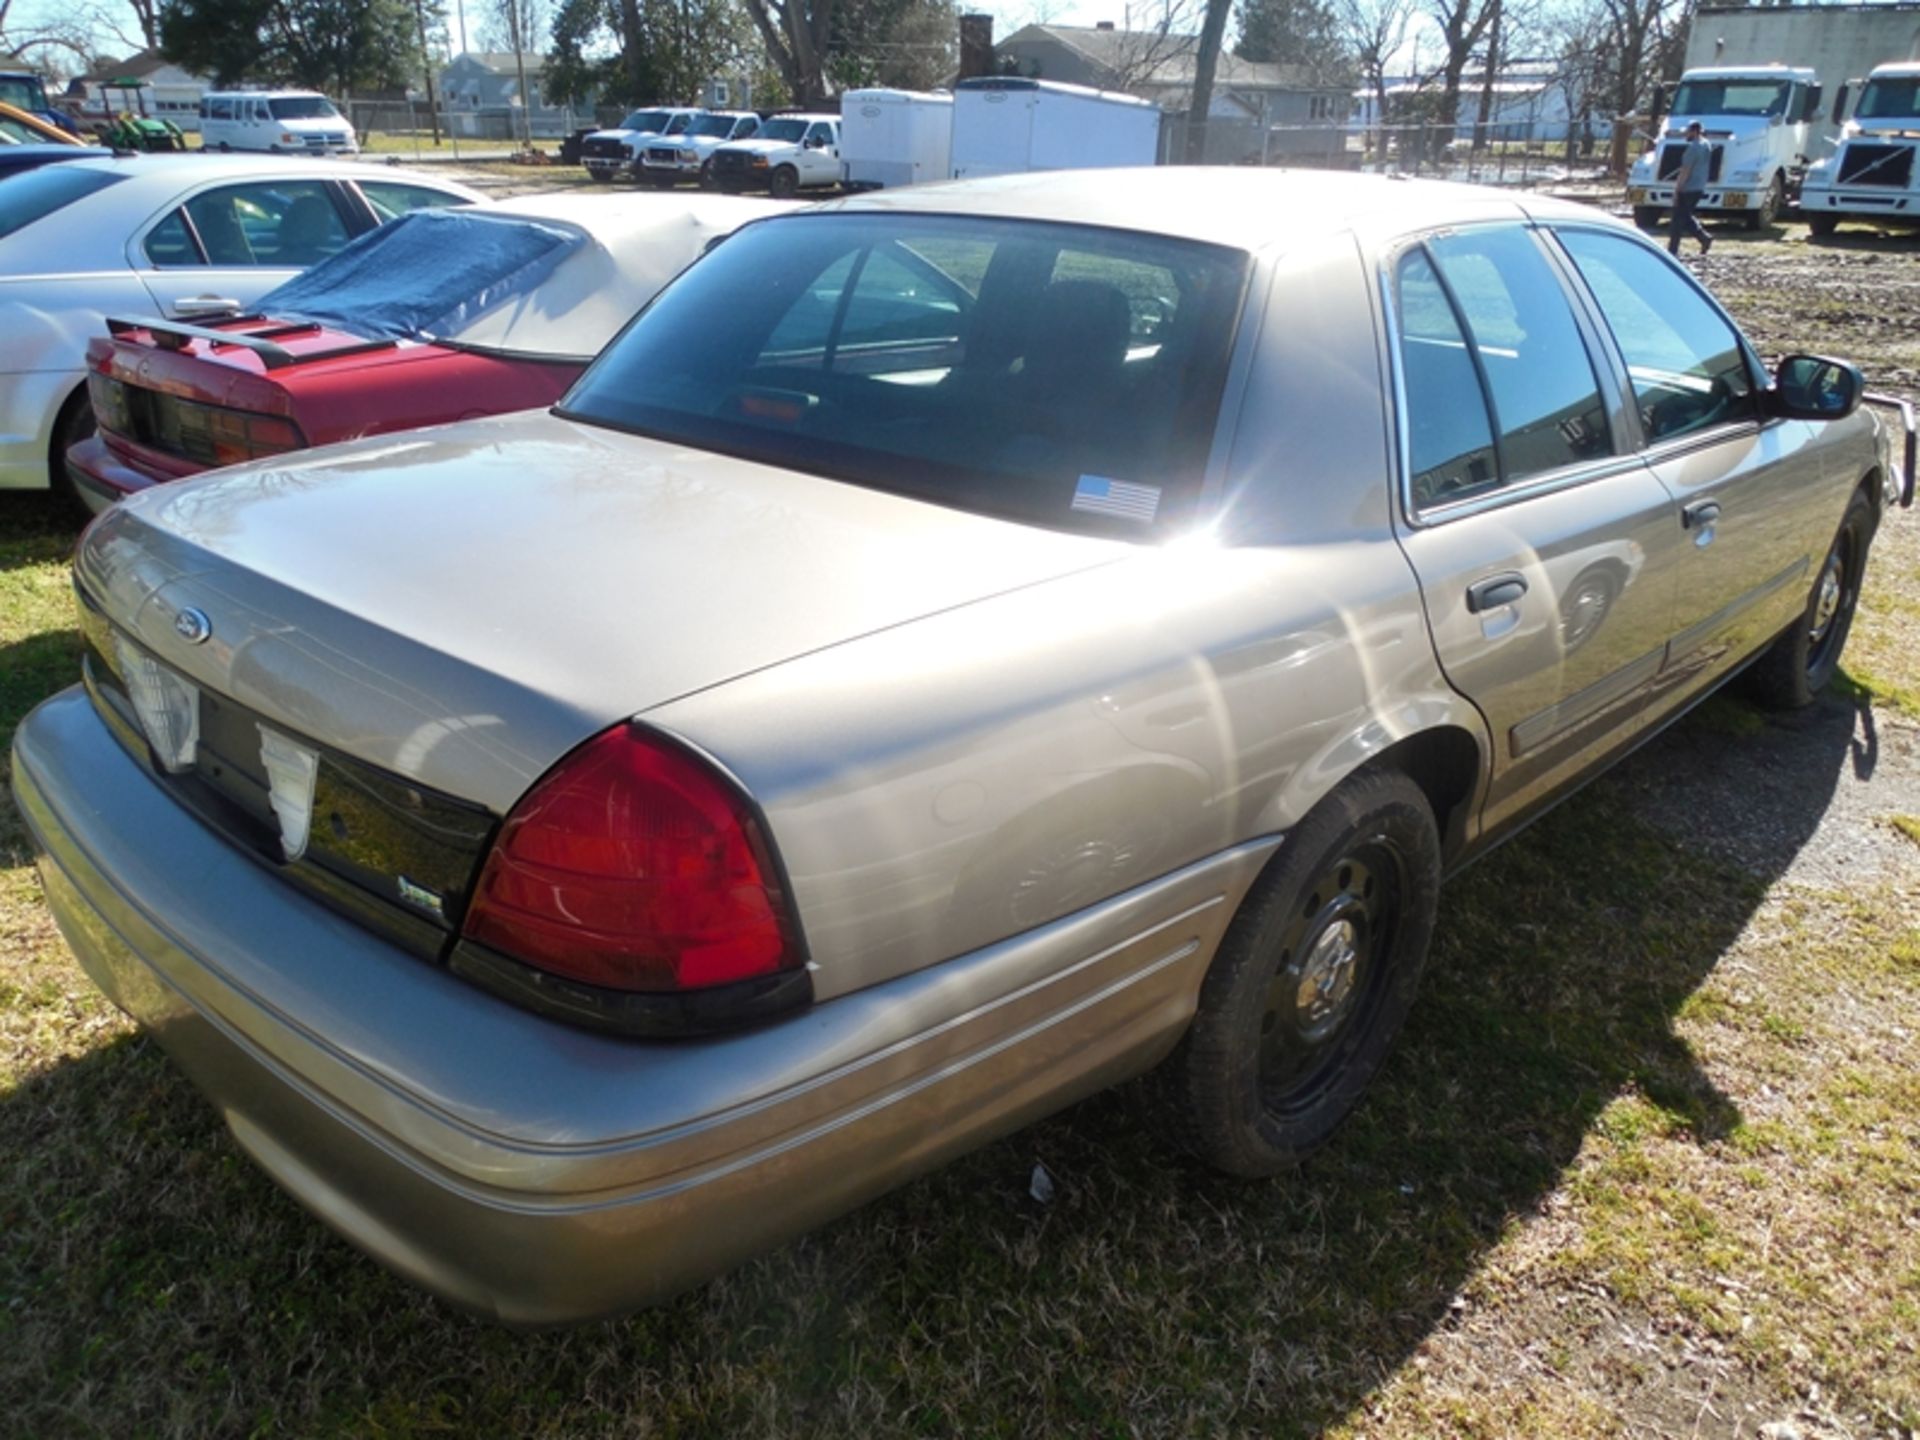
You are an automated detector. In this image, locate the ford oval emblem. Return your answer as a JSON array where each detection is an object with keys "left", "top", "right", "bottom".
[{"left": 174, "top": 607, "right": 212, "bottom": 645}]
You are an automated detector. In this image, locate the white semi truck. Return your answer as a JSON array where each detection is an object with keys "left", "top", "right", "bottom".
[
  {"left": 1628, "top": 65, "right": 1822, "bottom": 231},
  {"left": 1799, "top": 62, "right": 1920, "bottom": 235}
]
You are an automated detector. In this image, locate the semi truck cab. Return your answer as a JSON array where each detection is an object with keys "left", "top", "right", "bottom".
[
  {"left": 1800, "top": 62, "right": 1920, "bottom": 235},
  {"left": 1628, "top": 65, "right": 1821, "bottom": 232}
]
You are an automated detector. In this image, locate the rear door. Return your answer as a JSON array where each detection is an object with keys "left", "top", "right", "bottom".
[
  {"left": 132, "top": 178, "right": 359, "bottom": 319},
  {"left": 1549, "top": 225, "right": 1829, "bottom": 701},
  {"left": 1388, "top": 223, "right": 1688, "bottom": 836}
]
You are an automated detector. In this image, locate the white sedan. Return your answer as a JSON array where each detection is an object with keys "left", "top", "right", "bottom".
[{"left": 0, "top": 154, "right": 479, "bottom": 503}]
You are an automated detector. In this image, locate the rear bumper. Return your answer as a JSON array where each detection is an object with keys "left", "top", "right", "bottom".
[
  {"left": 13, "top": 686, "right": 1272, "bottom": 1325},
  {"left": 65, "top": 434, "right": 179, "bottom": 514}
]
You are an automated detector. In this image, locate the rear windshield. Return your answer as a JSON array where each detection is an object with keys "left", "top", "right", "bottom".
[
  {"left": 1857, "top": 76, "right": 1920, "bottom": 120},
  {"left": 0, "top": 165, "right": 125, "bottom": 241},
  {"left": 269, "top": 96, "right": 340, "bottom": 121},
  {"left": 621, "top": 109, "right": 669, "bottom": 132},
  {"left": 560, "top": 213, "right": 1250, "bottom": 535}
]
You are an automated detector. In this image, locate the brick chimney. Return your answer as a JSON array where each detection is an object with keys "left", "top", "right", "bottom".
[
  {"left": 1096, "top": 19, "right": 1115, "bottom": 28},
  {"left": 959, "top": 13, "right": 994, "bottom": 80}
]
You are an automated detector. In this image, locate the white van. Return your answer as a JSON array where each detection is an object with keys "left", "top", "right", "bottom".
[{"left": 199, "top": 90, "right": 358, "bottom": 155}]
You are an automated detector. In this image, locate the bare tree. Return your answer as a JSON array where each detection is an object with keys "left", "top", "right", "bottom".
[
  {"left": 1428, "top": 0, "right": 1500, "bottom": 155},
  {"left": 741, "top": 0, "right": 834, "bottom": 107},
  {"left": 1340, "top": 0, "right": 1410, "bottom": 159}
]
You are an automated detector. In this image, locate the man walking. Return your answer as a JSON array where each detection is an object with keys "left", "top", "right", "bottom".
[{"left": 1670, "top": 121, "right": 1714, "bottom": 257}]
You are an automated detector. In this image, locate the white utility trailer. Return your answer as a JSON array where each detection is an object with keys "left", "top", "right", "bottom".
[
  {"left": 950, "top": 77, "right": 1163, "bottom": 180},
  {"left": 840, "top": 88, "right": 955, "bottom": 190}
]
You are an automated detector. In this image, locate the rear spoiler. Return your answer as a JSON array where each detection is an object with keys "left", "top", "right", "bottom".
[
  {"left": 1863, "top": 391, "right": 1917, "bottom": 507},
  {"left": 104, "top": 316, "right": 397, "bottom": 371}
]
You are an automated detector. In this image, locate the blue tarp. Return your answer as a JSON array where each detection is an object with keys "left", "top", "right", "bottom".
[{"left": 254, "top": 208, "right": 585, "bottom": 343}]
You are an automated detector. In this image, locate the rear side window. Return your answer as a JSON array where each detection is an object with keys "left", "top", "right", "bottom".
[
  {"left": 142, "top": 210, "right": 200, "bottom": 266},
  {"left": 1397, "top": 250, "right": 1499, "bottom": 506},
  {"left": 1554, "top": 228, "right": 1759, "bottom": 444},
  {"left": 1399, "top": 226, "right": 1613, "bottom": 508},
  {"left": 0, "top": 166, "right": 126, "bottom": 242},
  {"left": 184, "top": 181, "right": 352, "bottom": 267}
]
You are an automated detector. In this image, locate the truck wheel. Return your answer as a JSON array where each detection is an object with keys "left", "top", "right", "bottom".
[
  {"left": 769, "top": 165, "right": 799, "bottom": 198},
  {"left": 588, "top": 168, "right": 613, "bottom": 184},
  {"left": 1807, "top": 212, "right": 1839, "bottom": 237},
  {"left": 1743, "top": 490, "right": 1872, "bottom": 710},
  {"left": 698, "top": 159, "right": 715, "bottom": 190},
  {"left": 1757, "top": 174, "right": 1786, "bottom": 228},
  {"left": 1162, "top": 768, "right": 1441, "bottom": 1175},
  {"left": 1632, "top": 205, "right": 1661, "bottom": 230}
]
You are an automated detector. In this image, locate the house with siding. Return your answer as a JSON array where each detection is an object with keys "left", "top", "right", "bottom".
[{"left": 440, "top": 52, "right": 586, "bottom": 139}]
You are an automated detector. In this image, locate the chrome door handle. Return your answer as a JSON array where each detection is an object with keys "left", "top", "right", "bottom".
[
  {"left": 1466, "top": 572, "right": 1529, "bottom": 612},
  {"left": 1682, "top": 499, "right": 1722, "bottom": 529},
  {"left": 172, "top": 296, "right": 241, "bottom": 316}
]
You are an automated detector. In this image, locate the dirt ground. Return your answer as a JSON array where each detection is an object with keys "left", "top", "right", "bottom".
[{"left": 0, "top": 192, "right": 1916, "bottom": 1439}]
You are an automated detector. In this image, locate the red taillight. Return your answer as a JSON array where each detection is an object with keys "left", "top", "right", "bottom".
[{"left": 462, "top": 725, "right": 801, "bottom": 993}]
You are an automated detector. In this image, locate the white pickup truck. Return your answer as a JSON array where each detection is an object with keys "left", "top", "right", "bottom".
[
  {"left": 706, "top": 114, "right": 841, "bottom": 197},
  {"left": 1629, "top": 65, "right": 1822, "bottom": 232},
  {"left": 1800, "top": 62, "right": 1920, "bottom": 236}
]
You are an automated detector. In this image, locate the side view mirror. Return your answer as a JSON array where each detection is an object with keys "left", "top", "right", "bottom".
[
  {"left": 1771, "top": 353, "right": 1864, "bottom": 420},
  {"left": 803, "top": 136, "right": 823, "bottom": 149}
]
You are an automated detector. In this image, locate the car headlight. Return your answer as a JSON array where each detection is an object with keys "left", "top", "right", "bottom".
[
  {"left": 680, "top": 149, "right": 697, "bottom": 162},
  {"left": 750, "top": 154, "right": 768, "bottom": 168},
  {"left": 621, "top": 145, "right": 635, "bottom": 158}
]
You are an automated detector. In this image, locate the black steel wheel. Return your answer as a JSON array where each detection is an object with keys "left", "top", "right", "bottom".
[
  {"left": 1632, "top": 205, "right": 1662, "bottom": 230},
  {"left": 1164, "top": 768, "right": 1442, "bottom": 1175},
  {"left": 768, "top": 164, "right": 799, "bottom": 198},
  {"left": 1744, "top": 489, "right": 1873, "bottom": 709}
]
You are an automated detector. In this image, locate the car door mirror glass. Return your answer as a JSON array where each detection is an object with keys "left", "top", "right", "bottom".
[{"left": 1772, "top": 354, "right": 1863, "bottom": 420}]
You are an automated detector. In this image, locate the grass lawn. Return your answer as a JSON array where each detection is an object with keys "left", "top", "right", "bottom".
[{"left": 2, "top": 300, "right": 1917, "bottom": 1432}]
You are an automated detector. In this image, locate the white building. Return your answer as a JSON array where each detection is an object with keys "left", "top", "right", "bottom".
[
  {"left": 65, "top": 51, "right": 212, "bottom": 133},
  {"left": 1351, "top": 61, "right": 1596, "bottom": 144}
]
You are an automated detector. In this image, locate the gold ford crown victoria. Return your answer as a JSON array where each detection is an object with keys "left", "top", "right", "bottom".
[{"left": 13, "top": 170, "right": 1914, "bottom": 1324}]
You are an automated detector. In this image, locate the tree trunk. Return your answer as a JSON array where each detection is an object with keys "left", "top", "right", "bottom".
[{"left": 1183, "top": 0, "right": 1233, "bottom": 164}]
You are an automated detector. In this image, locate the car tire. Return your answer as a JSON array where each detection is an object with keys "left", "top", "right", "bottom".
[
  {"left": 1807, "top": 212, "right": 1839, "bottom": 237},
  {"left": 1743, "top": 489, "right": 1873, "bottom": 710},
  {"left": 48, "top": 384, "right": 97, "bottom": 523},
  {"left": 588, "top": 168, "right": 613, "bottom": 183},
  {"left": 769, "top": 165, "right": 799, "bottom": 199},
  {"left": 1163, "top": 768, "right": 1442, "bottom": 1176},
  {"left": 216, "top": 141, "right": 230, "bottom": 153},
  {"left": 698, "top": 159, "right": 715, "bottom": 190},
  {"left": 1632, "top": 205, "right": 1661, "bottom": 230}
]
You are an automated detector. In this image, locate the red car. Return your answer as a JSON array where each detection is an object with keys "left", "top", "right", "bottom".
[{"left": 66, "top": 193, "right": 783, "bottom": 511}]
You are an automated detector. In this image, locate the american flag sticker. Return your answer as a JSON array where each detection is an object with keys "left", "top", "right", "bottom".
[{"left": 1071, "top": 474, "right": 1160, "bottom": 522}]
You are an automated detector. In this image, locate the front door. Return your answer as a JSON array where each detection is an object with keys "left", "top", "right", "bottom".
[
  {"left": 1549, "top": 226, "right": 1830, "bottom": 708},
  {"left": 1389, "top": 224, "right": 1688, "bottom": 835}
]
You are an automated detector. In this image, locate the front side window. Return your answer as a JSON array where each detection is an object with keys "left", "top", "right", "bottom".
[
  {"left": 664, "top": 113, "right": 693, "bottom": 135},
  {"left": 1556, "top": 228, "right": 1759, "bottom": 444},
  {"left": 731, "top": 115, "right": 759, "bottom": 138},
  {"left": 358, "top": 180, "right": 467, "bottom": 221},
  {"left": 561, "top": 214, "right": 1250, "bottom": 534}
]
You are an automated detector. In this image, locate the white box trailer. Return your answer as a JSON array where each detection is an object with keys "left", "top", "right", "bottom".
[
  {"left": 950, "top": 77, "right": 1163, "bottom": 180},
  {"left": 840, "top": 88, "right": 954, "bottom": 190}
]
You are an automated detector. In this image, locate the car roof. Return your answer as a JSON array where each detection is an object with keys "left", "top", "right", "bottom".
[
  {"left": 1681, "top": 65, "right": 1816, "bottom": 81},
  {"left": 811, "top": 168, "right": 1630, "bottom": 253},
  {"left": 52, "top": 153, "right": 472, "bottom": 194}
]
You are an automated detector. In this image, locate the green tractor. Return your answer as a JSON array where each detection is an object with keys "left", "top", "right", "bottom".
[{"left": 97, "top": 78, "right": 187, "bottom": 151}]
